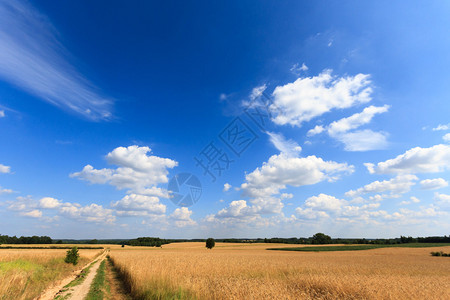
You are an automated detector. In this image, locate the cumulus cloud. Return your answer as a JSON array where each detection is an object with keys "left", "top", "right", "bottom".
[
  {"left": 111, "top": 194, "right": 166, "bottom": 216},
  {"left": 307, "top": 125, "right": 325, "bottom": 137},
  {"left": 434, "top": 193, "right": 450, "bottom": 207},
  {"left": 59, "top": 203, "right": 115, "bottom": 223},
  {"left": 223, "top": 183, "right": 232, "bottom": 192},
  {"left": 71, "top": 145, "right": 178, "bottom": 194},
  {"left": 170, "top": 207, "right": 196, "bottom": 227},
  {"left": 0, "top": 1, "right": 113, "bottom": 120},
  {"left": 345, "top": 175, "right": 418, "bottom": 198},
  {"left": 7, "top": 195, "right": 115, "bottom": 223},
  {"left": 20, "top": 209, "right": 42, "bottom": 218},
  {"left": 400, "top": 196, "right": 421, "bottom": 205},
  {"left": 328, "top": 105, "right": 389, "bottom": 135},
  {"left": 443, "top": 133, "right": 450, "bottom": 142},
  {"left": 305, "top": 193, "right": 347, "bottom": 212},
  {"left": 420, "top": 178, "right": 448, "bottom": 190},
  {"left": 0, "top": 163, "right": 10, "bottom": 173},
  {"left": 39, "top": 197, "right": 62, "bottom": 209},
  {"left": 271, "top": 70, "right": 372, "bottom": 127},
  {"left": 241, "top": 153, "right": 354, "bottom": 200},
  {"left": 266, "top": 131, "right": 302, "bottom": 156},
  {"left": 365, "top": 144, "right": 450, "bottom": 174},
  {"left": 307, "top": 105, "right": 390, "bottom": 151}
]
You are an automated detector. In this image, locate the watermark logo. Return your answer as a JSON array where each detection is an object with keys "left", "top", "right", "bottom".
[{"left": 167, "top": 173, "right": 202, "bottom": 207}]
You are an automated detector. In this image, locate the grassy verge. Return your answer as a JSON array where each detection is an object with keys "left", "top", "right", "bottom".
[
  {"left": 0, "top": 257, "right": 89, "bottom": 299},
  {"left": 86, "top": 260, "right": 108, "bottom": 300},
  {"left": 267, "top": 243, "right": 450, "bottom": 252}
]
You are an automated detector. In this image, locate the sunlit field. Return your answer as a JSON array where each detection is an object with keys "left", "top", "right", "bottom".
[
  {"left": 109, "top": 242, "right": 450, "bottom": 299},
  {"left": 0, "top": 246, "right": 103, "bottom": 300}
]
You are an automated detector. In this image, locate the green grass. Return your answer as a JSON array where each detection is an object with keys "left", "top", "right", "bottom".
[
  {"left": 86, "top": 260, "right": 107, "bottom": 300},
  {"left": 0, "top": 259, "right": 43, "bottom": 273},
  {"left": 267, "top": 243, "right": 450, "bottom": 252}
]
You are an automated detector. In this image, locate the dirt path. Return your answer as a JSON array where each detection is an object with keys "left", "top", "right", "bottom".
[
  {"left": 66, "top": 252, "right": 107, "bottom": 299},
  {"left": 37, "top": 251, "right": 107, "bottom": 300}
]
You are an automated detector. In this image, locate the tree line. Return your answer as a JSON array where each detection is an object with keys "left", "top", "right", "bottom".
[{"left": 0, "top": 234, "right": 52, "bottom": 244}]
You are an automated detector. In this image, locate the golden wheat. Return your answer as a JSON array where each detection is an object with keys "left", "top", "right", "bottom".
[{"left": 109, "top": 242, "right": 450, "bottom": 300}]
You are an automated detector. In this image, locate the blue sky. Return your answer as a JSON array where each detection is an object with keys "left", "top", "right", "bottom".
[{"left": 1, "top": 0, "right": 449, "bottom": 239}]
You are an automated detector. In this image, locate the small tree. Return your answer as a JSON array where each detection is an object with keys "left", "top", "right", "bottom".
[
  {"left": 64, "top": 247, "right": 80, "bottom": 265},
  {"left": 311, "top": 233, "right": 332, "bottom": 245},
  {"left": 206, "top": 238, "right": 215, "bottom": 249}
]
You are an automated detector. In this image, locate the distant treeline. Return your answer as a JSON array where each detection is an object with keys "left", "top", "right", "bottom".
[
  {"left": 123, "top": 237, "right": 170, "bottom": 247},
  {"left": 0, "top": 234, "right": 52, "bottom": 244},
  {"left": 216, "top": 235, "right": 450, "bottom": 245},
  {"left": 2, "top": 234, "right": 449, "bottom": 246}
]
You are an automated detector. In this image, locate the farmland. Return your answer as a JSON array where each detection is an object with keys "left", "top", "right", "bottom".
[
  {"left": 108, "top": 242, "right": 450, "bottom": 299},
  {"left": 1, "top": 242, "right": 450, "bottom": 299}
]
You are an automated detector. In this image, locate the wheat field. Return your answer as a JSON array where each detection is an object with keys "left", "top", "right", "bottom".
[
  {"left": 109, "top": 242, "right": 450, "bottom": 300},
  {"left": 0, "top": 247, "right": 102, "bottom": 300}
]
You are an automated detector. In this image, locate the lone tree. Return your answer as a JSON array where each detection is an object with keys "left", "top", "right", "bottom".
[
  {"left": 311, "top": 233, "right": 332, "bottom": 245},
  {"left": 206, "top": 238, "right": 215, "bottom": 249},
  {"left": 64, "top": 247, "right": 80, "bottom": 265}
]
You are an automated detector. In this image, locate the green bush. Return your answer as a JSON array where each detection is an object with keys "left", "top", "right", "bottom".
[{"left": 65, "top": 247, "right": 80, "bottom": 265}]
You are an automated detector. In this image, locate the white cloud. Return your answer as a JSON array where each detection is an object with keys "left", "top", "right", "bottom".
[
  {"left": 0, "top": 164, "right": 10, "bottom": 173},
  {"left": 170, "top": 207, "right": 196, "bottom": 227},
  {"left": 345, "top": 175, "right": 418, "bottom": 198},
  {"left": 295, "top": 207, "right": 329, "bottom": 219},
  {"left": 327, "top": 105, "right": 389, "bottom": 135},
  {"left": 241, "top": 153, "right": 354, "bottom": 199},
  {"left": 39, "top": 197, "right": 62, "bottom": 209},
  {"left": 308, "top": 105, "right": 390, "bottom": 151},
  {"left": 7, "top": 195, "right": 115, "bottom": 223},
  {"left": 443, "top": 133, "right": 450, "bottom": 142},
  {"left": 0, "top": 1, "right": 113, "bottom": 120},
  {"left": 271, "top": 70, "right": 372, "bottom": 126},
  {"left": 249, "top": 84, "right": 267, "bottom": 100},
  {"left": 111, "top": 194, "right": 166, "bottom": 216},
  {"left": 71, "top": 145, "right": 178, "bottom": 193},
  {"left": 20, "top": 209, "right": 42, "bottom": 218},
  {"left": 411, "top": 196, "right": 421, "bottom": 203},
  {"left": 0, "top": 187, "right": 13, "bottom": 194},
  {"left": 305, "top": 194, "right": 347, "bottom": 212},
  {"left": 266, "top": 131, "right": 301, "bottom": 156},
  {"left": 223, "top": 183, "right": 232, "bottom": 192},
  {"left": 432, "top": 124, "right": 449, "bottom": 131},
  {"left": 307, "top": 125, "right": 324, "bottom": 137},
  {"left": 216, "top": 200, "right": 255, "bottom": 218},
  {"left": 365, "top": 144, "right": 450, "bottom": 174},
  {"left": 400, "top": 197, "right": 420, "bottom": 206},
  {"left": 290, "top": 63, "right": 308, "bottom": 75},
  {"left": 434, "top": 193, "right": 450, "bottom": 206},
  {"left": 0, "top": 110, "right": 4, "bottom": 118},
  {"left": 59, "top": 203, "right": 115, "bottom": 223},
  {"left": 334, "top": 129, "right": 388, "bottom": 151},
  {"left": 420, "top": 178, "right": 448, "bottom": 190}
]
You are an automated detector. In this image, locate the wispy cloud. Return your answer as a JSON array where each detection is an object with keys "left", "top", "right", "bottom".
[{"left": 0, "top": 1, "right": 113, "bottom": 120}]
